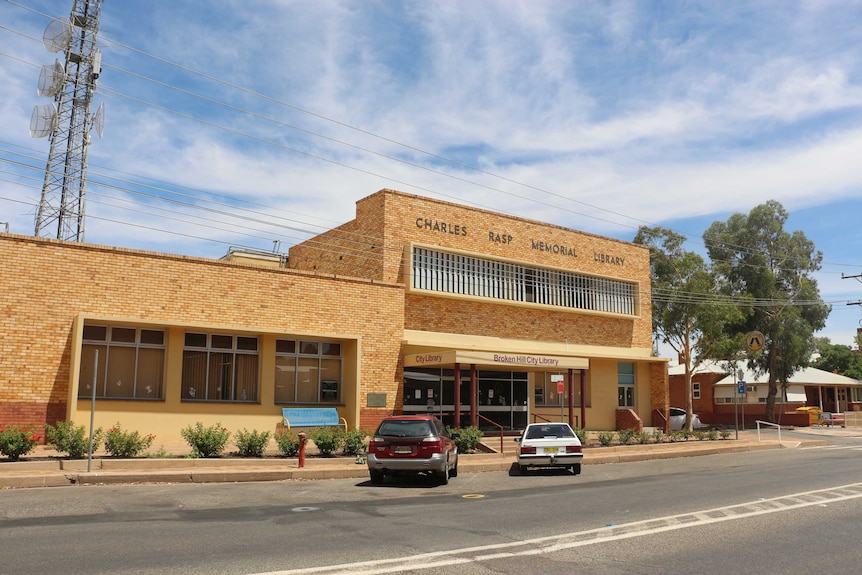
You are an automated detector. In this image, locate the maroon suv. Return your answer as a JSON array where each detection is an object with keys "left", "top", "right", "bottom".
[{"left": 366, "top": 415, "right": 459, "bottom": 485}]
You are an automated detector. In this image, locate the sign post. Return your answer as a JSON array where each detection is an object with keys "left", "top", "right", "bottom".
[{"left": 552, "top": 375, "right": 565, "bottom": 421}]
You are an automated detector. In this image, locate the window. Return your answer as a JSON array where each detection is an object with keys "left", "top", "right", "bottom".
[
  {"left": 412, "top": 247, "right": 637, "bottom": 315},
  {"left": 617, "top": 362, "right": 635, "bottom": 408},
  {"left": 274, "top": 339, "right": 342, "bottom": 404},
  {"left": 78, "top": 324, "right": 165, "bottom": 400},
  {"left": 692, "top": 382, "right": 701, "bottom": 400},
  {"left": 852, "top": 388, "right": 862, "bottom": 403},
  {"left": 181, "top": 333, "right": 259, "bottom": 402}
]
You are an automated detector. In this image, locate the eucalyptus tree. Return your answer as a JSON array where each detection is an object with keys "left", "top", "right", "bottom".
[
  {"left": 634, "top": 226, "right": 746, "bottom": 431},
  {"left": 703, "top": 201, "right": 829, "bottom": 422}
]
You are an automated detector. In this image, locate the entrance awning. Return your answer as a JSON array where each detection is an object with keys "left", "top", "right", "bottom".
[{"left": 404, "top": 350, "right": 589, "bottom": 371}]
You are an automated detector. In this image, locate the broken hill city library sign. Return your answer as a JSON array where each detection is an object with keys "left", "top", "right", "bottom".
[{"left": 405, "top": 350, "right": 589, "bottom": 371}]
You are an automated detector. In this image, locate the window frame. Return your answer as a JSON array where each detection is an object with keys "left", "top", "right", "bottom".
[
  {"left": 181, "top": 332, "right": 260, "bottom": 403},
  {"left": 411, "top": 246, "right": 637, "bottom": 316},
  {"left": 617, "top": 362, "right": 635, "bottom": 408},
  {"left": 274, "top": 339, "right": 343, "bottom": 404},
  {"left": 79, "top": 324, "right": 166, "bottom": 401}
]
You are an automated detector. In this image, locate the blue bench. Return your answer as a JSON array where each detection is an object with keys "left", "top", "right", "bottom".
[{"left": 277, "top": 407, "right": 347, "bottom": 435}]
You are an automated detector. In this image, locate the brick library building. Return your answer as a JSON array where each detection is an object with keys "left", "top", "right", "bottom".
[{"left": 0, "top": 189, "right": 670, "bottom": 441}]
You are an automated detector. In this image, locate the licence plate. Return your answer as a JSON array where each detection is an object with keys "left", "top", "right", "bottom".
[
  {"left": 394, "top": 446, "right": 413, "bottom": 454},
  {"left": 543, "top": 447, "right": 559, "bottom": 453}
]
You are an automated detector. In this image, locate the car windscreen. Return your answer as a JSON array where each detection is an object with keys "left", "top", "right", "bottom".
[
  {"left": 377, "top": 420, "right": 433, "bottom": 438},
  {"left": 526, "top": 425, "right": 575, "bottom": 439}
]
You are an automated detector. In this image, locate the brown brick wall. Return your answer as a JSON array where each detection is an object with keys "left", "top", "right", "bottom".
[{"left": 615, "top": 409, "right": 643, "bottom": 432}]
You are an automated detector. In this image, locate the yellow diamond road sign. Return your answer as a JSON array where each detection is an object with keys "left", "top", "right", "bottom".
[{"left": 746, "top": 331, "right": 764, "bottom": 352}]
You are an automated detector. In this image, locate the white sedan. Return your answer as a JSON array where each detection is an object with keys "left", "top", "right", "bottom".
[
  {"left": 668, "top": 407, "right": 704, "bottom": 431},
  {"left": 514, "top": 422, "right": 583, "bottom": 475}
]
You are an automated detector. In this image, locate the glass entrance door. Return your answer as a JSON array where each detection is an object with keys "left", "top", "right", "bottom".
[{"left": 403, "top": 367, "right": 528, "bottom": 431}]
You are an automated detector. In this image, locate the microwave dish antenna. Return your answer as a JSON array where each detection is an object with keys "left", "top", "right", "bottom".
[
  {"left": 30, "top": 104, "right": 58, "bottom": 138},
  {"left": 37, "top": 60, "right": 66, "bottom": 97},
  {"left": 91, "top": 102, "right": 104, "bottom": 138},
  {"left": 42, "top": 18, "right": 73, "bottom": 53}
]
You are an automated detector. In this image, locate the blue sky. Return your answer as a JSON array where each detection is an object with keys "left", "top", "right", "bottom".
[{"left": 1, "top": 1, "right": 861, "bottom": 348}]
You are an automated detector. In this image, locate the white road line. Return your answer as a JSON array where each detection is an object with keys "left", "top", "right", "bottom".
[{"left": 252, "top": 483, "right": 862, "bottom": 575}]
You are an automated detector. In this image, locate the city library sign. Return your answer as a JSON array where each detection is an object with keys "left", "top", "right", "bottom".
[{"left": 404, "top": 350, "right": 589, "bottom": 371}]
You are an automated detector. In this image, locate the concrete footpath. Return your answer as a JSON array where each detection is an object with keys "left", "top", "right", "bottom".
[{"left": 0, "top": 429, "right": 840, "bottom": 490}]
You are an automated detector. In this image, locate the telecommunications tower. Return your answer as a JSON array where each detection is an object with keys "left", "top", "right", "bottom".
[{"left": 30, "top": 0, "right": 105, "bottom": 242}]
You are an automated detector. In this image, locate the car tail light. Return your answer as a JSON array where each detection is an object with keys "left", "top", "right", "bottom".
[
  {"left": 369, "top": 436, "right": 387, "bottom": 451},
  {"left": 519, "top": 446, "right": 536, "bottom": 454},
  {"left": 566, "top": 445, "right": 582, "bottom": 453},
  {"left": 421, "top": 437, "right": 443, "bottom": 453}
]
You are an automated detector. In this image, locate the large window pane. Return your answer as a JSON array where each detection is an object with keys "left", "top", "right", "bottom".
[
  {"left": 235, "top": 354, "right": 259, "bottom": 401},
  {"left": 208, "top": 352, "right": 233, "bottom": 400},
  {"left": 274, "top": 356, "right": 297, "bottom": 403},
  {"left": 79, "top": 344, "right": 107, "bottom": 397},
  {"left": 319, "top": 358, "right": 341, "bottom": 402},
  {"left": 297, "top": 358, "right": 319, "bottom": 402},
  {"left": 105, "top": 347, "right": 135, "bottom": 398},
  {"left": 182, "top": 350, "right": 208, "bottom": 400},
  {"left": 136, "top": 347, "right": 164, "bottom": 398}
]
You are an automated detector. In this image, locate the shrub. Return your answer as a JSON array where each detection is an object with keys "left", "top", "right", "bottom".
[
  {"left": 720, "top": 429, "right": 732, "bottom": 440},
  {"left": 618, "top": 428, "right": 637, "bottom": 445},
  {"left": 45, "top": 421, "right": 104, "bottom": 459},
  {"left": 0, "top": 425, "right": 39, "bottom": 461},
  {"left": 706, "top": 429, "right": 719, "bottom": 441},
  {"left": 276, "top": 431, "right": 300, "bottom": 457},
  {"left": 309, "top": 427, "right": 344, "bottom": 456},
  {"left": 693, "top": 430, "right": 707, "bottom": 441},
  {"left": 652, "top": 429, "right": 664, "bottom": 443},
  {"left": 448, "top": 426, "right": 484, "bottom": 453},
  {"left": 572, "top": 426, "right": 587, "bottom": 444},
  {"left": 104, "top": 423, "right": 155, "bottom": 458},
  {"left": 234, "top": 428, "right": 272, "bottom": 457},
  {"left": 635, "top": 431, "right": 650, "bottom": 444},
  {"left": 342, "top": 428, "right": 368, "bottom": 456},
  {"left": 597, "top": 431, "right": 615, "bottom": 446},
  {"left": 181, "top": 422, "right": 230, "bottom": 458}
]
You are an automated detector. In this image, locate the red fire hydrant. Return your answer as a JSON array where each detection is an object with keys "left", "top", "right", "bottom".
[{"left": 298, "top": 432, "right": 307, "bottom": 468}]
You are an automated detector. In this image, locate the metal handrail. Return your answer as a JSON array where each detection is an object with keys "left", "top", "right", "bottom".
[
  {"left": 755, "top": 419, "right": 782, "bottom": 445},
  {"left": 475, "top": 413, "right": 505, "bottom": 454},
  {"left": 653, "top": 408, "right": 669, "bottom": 433}
]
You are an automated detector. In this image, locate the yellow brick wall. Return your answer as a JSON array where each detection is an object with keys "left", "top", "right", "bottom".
[
  {"left": 290, "top": 189, "right": 653, "bottom": 350},
  {"left": 0, "top": 234, "right": 404, "bottom": 438}
]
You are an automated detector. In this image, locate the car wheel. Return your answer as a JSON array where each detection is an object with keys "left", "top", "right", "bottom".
[
  {"left": 369, "top": 470, "right": 384, "bottom": 485},
  {"left": 437, "top": 461, "right": 450, "bottom": 485},
  {"left": 571, "top": 464, "right": 581, "bottom": 476},
  {"left": 450, "top": 455, "right": 458, "bottom": 478}
]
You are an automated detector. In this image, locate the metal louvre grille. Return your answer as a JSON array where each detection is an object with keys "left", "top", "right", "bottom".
[{"left": 412, "top": 247, "right": 636, "bottom": 315}]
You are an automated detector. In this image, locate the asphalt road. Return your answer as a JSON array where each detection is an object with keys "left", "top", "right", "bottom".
[{"left": 2, "top": 431, "right": 861, "bottom": 575}]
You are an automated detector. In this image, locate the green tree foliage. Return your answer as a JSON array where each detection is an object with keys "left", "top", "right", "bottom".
[
  {"left": 634, "top": 226, "right": 746, "bottom": 430},
  {"left": 812, "top": 338, "right": 862, "bottom": 380},
  {"left": 703, "top": 201, "right": 829, "bottom": 422}
]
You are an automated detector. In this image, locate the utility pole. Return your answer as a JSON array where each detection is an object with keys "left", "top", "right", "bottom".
[
  {"left": 843, "top": 273, "right": 862, "bottom": 308},
  {"left": 31, "top": 0, "right": 105, "bottom": 242}
]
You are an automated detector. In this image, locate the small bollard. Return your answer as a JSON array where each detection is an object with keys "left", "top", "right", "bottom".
[{"left": 298, "top": 432, "right": 307, "bottom": 468}]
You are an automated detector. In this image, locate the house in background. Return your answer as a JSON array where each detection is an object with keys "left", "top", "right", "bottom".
[{"left": 669, "top": 360, "right": 862, "bottom": 427}]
